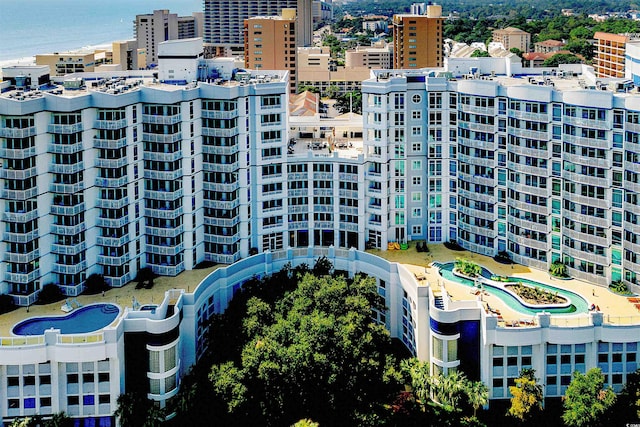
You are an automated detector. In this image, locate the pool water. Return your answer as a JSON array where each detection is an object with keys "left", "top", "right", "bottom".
[
  {"left": 438, "top": 262, "right": 589, "bottom": 315},
  {"left": 13, "top": 304, "right": 120, "bottom": 336}
]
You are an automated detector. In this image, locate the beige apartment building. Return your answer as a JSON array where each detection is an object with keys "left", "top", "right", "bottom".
[
  {"left": 593, "top": 31, "right": 637, "bottom": 78},
  {"left": 492, "top": 27, "right": 531, "bottom": 52},
  {"left": 392, "top": 4, "right": 444, "bottom": 69},
  {"left": 345, "top": 41, "right": 392, "bottom": 69},
  {"left": 244, "top": 10, "right": 297, "bottom": 93},
  {"left": 35, "top": 52, "right": 97, "bottom": 76},
  {"left": 297, "top": 46, "right": 371, "bottom": 95}
]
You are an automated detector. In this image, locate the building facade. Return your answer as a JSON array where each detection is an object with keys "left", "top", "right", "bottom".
[
  {"left": 203, "top": 0, "right": 312, "bottom": 56},
  {"left": 492, "top": 27, "right": 531, "bottom": 52},
  {"left": 134, "top": 9, "right": 203, "bottom": 66},
  {"left": 593, "top": 32, "right": 640, "bottom": 79},
  {"left": 244, "top": 10, "right": 298, "bottom": 93},
  {"left": 392, "top": 5, "right": 444, "bottom": 69}
]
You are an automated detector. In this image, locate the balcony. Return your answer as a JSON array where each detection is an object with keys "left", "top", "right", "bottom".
[
  {"left": 143, "top": 151, "right": 182, "bottom": 162},
  {"left": 203, "top": 181, "right": 239, "bottom": 192},
  {"left": 312, "top": 188, "right": 333, "bottom": 197},
  {"left": 3, "top": 209, "right": 38, "bottom": 222},
  {"left": 5, "top": 249, "right": 39, "bottom": 264},
  {"left": 508, "top": 128, "right": 548, "bottom": 140},
  {"left": 95, "top": 157, "right": 128, "bottom": 169},
  {"left": 142, "top": 132, "right": 182, "bottom": 144},
  {"left": 52, "top": 261, "right": 87, "bottom": 275},
  {"left": 3, "top": 230, "right": 38, "bottom": 243},
  {"left": 142, "top": 114, "right": 181, "bottom": 125},
  {"left": 202, "top": 162, "right": 239, "bottom": 173},
  {"left": 105, "top": 272, "right": 132, "bottom": 288},
  {"left": 459, "top": 204, "right": 496, "bottom": 222},
  {"left": 562, "top": 170, "right": 609, "bottom": 187},
  {"left": 144, "top": 188, "right": 184, "bottom": 201},
  {"left": 204, "top": 252, "right": 240, "bottom": 264},
  {"left": 51, "top": 242, "right": 86, "bottom": 256},
  {"left": 5, "top": 269, "right": 40, "bottom": 284},
  {"left": 508, "top": 144, "right": 549, "bottom": 157},
  {"left": 338, "top": 189, "right": 358, "bottom": 199},
  {"left": 203, "top": 216, "right": 239, "bottom": 227},
  {"left": 0, "top": 126, "right": 36, "bottom": 138},
  {"left": 563, "top": 152, "right": 609, "bottom": 168},
  {"left": 0, "top": 167, "right": 37, "bottom": 180},
  {"left": 149, "top": 262, "right": 185, "bottom": 277},
  {"left": 201, "top": 110, "right": 239, "bottom": 119},
  {"left": 563, "top": 228, "right": 608, "bottom": 248},
  {"left": 96, "top": 216, "right": 129, "bottom": 228},
  {"left": 95, "top": 176, "right": 129, "bottom": 188},
  {"left": 458, "top": 153, "right": 495, "bottom": 168},
  {"left": 48, "top": 142, "right": 83, "bottom": 154},
  {"left": 51, "top": 223, "right": 86, "bottom": 236},
  {"left": 203, "top": 199, "right": 239, "bottom": 210},
  {"left": 459, "top": 221, "right": 497, "bottom": 237},
  {"left": 145, "top": 224, "right": 184, "bottom": 238},
  {"left": 204, "top": 233, "right": 240, "bottom": 244},
  {"left": 94, "top": 137, "right": 127, "bottom": 149},
  {"left": 459, "top": 188, "right": 495, "bottom": 204},
  {"left": 2, "top": 187, "right": 38, "bottom": 200},
  {"left": 143, "top": 169, "right": 182, "bottom": 181},
  {"left": 47, "top": 123, "right": 83, "bottom": 134},
  {"left": 97, "top": 235, "right": 129, "bottom": 247},
  {"left": 201, "top": 144, "right": 239, "bottom": 155},
  {"left": 0, "top": 146, "right": 37, "bottom": 159},
  {"left": 51, "top": 162, "right": 86, "bottom": 174},
  {"left": 459, "top": 121, "right": 495, "bottom": 133},
  {"left": 563, "top": 116, "right": 610, "bottom": 130},
  {"left": 507, "top": 110, "right": 549, "bottom": 122},
  {"left": 202, "top": 127, "right": 238, "bottom": 138},
  {"left": 459, "top": 104, "right": 495, "bottom": 115},
  {"left": 95, "top": 197, "right": 129, "bottom": 209},
  {"left": 95, "top": 118, "right": 128, "bottom": 129},
  {"left": 97, "top": 253, "right": 130, "bottom": 266},
  {"left": 49, "top": 182, "right": 84, "bottom": 194},
  {"left": 145, "top": 243, "right": 184, "bottom": 256},
  {"left": 144, "top": 206, "right": 183, "bottom": 220}
]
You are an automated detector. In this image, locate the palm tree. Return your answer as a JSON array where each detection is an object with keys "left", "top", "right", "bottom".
[
  {"left": 401, "top": 358, "right": 431, "bottom": 405},
  {"left": 549, "top": 260, "right": 567, "bottom": 278},
  {"left": 466, "top": 380, "right": 489, "bottom": 417}
]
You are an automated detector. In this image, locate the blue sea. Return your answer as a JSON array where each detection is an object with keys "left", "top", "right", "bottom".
[{"left": 0, "top": 0, "right": 203, "bottom": 61}]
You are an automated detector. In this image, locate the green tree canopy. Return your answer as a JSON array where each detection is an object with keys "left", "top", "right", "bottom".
[
  {"left": 471, "top": 49, "right": 490, "bottom": 57},
  {"left": 209, "top": 272, "right": 401, "bottom": 426},
  {"left": 335, "top": 91, "right": 362, "bottom": 114},
  {"left": 543, "top": 53, "right": 583, "bottom": 67},
  {"left": 562, "top": 368, "right": 616, "bottom": 427}
]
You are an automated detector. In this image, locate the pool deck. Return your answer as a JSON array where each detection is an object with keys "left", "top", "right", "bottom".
[
  {"left": 0, "top": 265, "right": 220, "bottom": 336},
  {"left": 0, "top": 244, "right": 638, "bottom": 336},
  {"left": 370, "top": 243, "right": 640, "bottom": 327}
]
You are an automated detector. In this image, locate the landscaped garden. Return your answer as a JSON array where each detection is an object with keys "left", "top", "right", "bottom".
[{"left": 505, "top": 283, "right": 567, "bottom": 305}]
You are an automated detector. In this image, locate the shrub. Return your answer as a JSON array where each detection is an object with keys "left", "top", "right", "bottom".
[
  {"left": 549, "top": 260, "right": 568, "bottom": 278},
  {"left": 0, "top": 294, "right": 15, "bottom": 314},
  {"left": 609, "top": 280, "right": 630, "bottom": 295},
  {"left": 454, "top": 258, "right": 482, "bottom": 278},
  {"left": 85, "top": 273, "right": 109, "bottom": 295},
  {"left": 37, "top": 283, "right": 63, "bottom": 304}
]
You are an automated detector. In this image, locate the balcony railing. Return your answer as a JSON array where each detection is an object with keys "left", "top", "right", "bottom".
[
  {"left": 95, "top": 118, "right": 128, "bottom": 130},
  {"left": 0, "top": 126, "right": 36, "bottom": 138},
  {"left": 51, "top": 242, "right": 86, "bottom": 256},
  {"left": 94, "top": 137, "right": 127, "bottom": 149},
  {"left": 52, "top": 261, "right": 87, "bottom": 275},
  {"left": 2, "top": 187, "right": 38, "bottom": 200},
  {"left": 0, "top": 167, "right": 38, "bottom": 180},
  {"left": 48, "top": 123, "right": 83, "bottom": 134},
  {"left": 142, "top": 114, "right": 181, "bottom": 125}
]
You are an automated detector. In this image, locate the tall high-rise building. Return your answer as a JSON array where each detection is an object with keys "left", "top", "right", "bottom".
[
  {"left": 392, "top": 4, "right": 444, "bottom": 69},
  {"left": 204, "top": 0, "right": 312, "bottom": 56},
  {"left": 135, "top": 10, "right": 203, "bottom": 65},
  {"left": 245, "top": 10, "right": 298, "bottom": 93}
]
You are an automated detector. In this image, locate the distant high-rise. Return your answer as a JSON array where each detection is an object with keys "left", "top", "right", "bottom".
[
  {"left": 392, "top": 4, "right": 444, "bottom": 69},
  {"left": 245, "top": 10, "right": 298, "bottom": 93},
  {"left": 135, "top": 10, "right": 203, "bottom": 65},
  {"left": 204, "top": 0, "right": 312, "bottom": 56}
]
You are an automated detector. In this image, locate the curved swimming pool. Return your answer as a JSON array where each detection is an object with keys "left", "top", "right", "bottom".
[
  {"left": 438, "top": 262, "right": 589, "bottom": 315},
  {"left": 13, "top": 304, "right": 121, "bottom": 336}
]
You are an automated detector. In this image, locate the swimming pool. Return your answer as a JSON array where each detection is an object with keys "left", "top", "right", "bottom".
[
  {"left": 438, "top": 262, "right": 589, "bottom": 315},
  {"left": 13, "top": 304, "right": 121, "bottom": 336}
]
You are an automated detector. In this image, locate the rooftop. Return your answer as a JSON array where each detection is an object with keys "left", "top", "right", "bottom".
[{"left": 0, "top": 245, "right": 637, "bottom": 337}]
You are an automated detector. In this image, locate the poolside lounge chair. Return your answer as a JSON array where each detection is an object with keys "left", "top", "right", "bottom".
[
  {"left": 71, "top": 298, "right": 83, "bottom": 308},
  {"left": 61, "top": 299, "right": 73, "bottom": 313}
]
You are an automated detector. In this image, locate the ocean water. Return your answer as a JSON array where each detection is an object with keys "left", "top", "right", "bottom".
[{"left": 0, "top": 0, "right": 203, "bottom": 61}]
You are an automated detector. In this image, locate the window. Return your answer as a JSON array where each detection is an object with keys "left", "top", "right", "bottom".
[
  {"left": 411, "top": 126, "right": 422, "bottom": 136},
  {"left": 412, "top": 94, "right": 421, "bottom": 104},
  {"left": 412, "top": 111, "right": 421, "bottom": 120}
]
